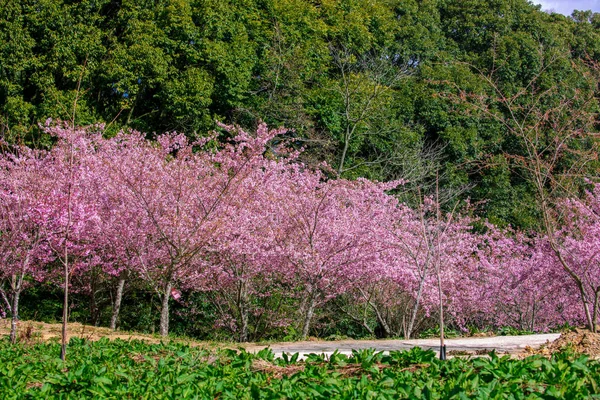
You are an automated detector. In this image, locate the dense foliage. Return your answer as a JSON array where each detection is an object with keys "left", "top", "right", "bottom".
[
  {"left": 2, "top": 0, "right": 600, "bottom": 227},
  {"left": 1, "top": 338, "right": 599, "bottom": 399}
]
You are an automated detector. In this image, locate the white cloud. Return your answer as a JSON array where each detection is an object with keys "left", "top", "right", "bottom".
[{"left": 533, "top": 0, "right": 600, "bottom": 15}]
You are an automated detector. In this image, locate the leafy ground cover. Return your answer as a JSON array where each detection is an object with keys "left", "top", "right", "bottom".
[{"left": 1, "top": 338, "right": 599, "bottom": 399}]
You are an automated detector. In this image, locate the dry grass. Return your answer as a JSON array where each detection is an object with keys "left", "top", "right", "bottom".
[{"left": 0, "top": 319, "right": 211, "bottom": 346}]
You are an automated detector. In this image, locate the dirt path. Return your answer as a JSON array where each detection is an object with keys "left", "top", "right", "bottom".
[{"left": 1, "top": 319, "right": 558, "bottom": 358}]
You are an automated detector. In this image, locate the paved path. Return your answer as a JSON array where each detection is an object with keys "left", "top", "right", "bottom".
[{"left": 246, "top": 334, "right": 559, "bottom": 359}]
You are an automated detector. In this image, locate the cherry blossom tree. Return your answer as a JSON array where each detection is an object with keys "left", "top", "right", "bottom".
[
  {"left": 272, "top": 175, "right": 398, "bottom": 339},
  {"left": 195, "top": 128, "right": 301, "bottom": 342},
  {"left": 97, "top": 122, "right": 290, "bottom": 336},
  {"left": 98, "top": 132, "right": 214, "bottom": 337},
  {"left": 389, "top": 198, "right": 480, "bottom": 349},
  {"left": 39, "top": 122, "right": 104, "bottom": 360},
  {"left": 473, "top": 227, "right": 582, "bottom": 331},
  {"left": 0, "top": 145, "right": 51, "bottom": 343},
  {"left": 381, "top": 202, "right": 439, "bottom": 339},
  {"left": 554, "top": 183, "right": 600, "bottom": 331},
  {"left": 341, "top": 202, "right": 433, "bottom": 339},
  {"left": 92, "top": 135, "right": 149, "bottom": 331}
]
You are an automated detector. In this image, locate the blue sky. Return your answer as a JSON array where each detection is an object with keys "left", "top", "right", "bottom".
[{"left": 533, "top": 1, "right": 600, "bottom": 15}]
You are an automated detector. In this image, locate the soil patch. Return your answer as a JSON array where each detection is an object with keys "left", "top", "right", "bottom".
[
  {"left": 250, "top": 359, "right": 431, "bottom": 379},
  {"left": 251, "top": 359, "right": 305, "bottom": 378},
  {"left": 525, "top": 328, "right": 600, "bottom": 359}
]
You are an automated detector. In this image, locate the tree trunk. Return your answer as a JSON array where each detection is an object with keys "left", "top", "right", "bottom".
[
  {"left": 406, "top": 269, "right": 428, "bottom": 339},
  {"left": 373, "top": 307, "right": 392, "bottom": 338},
  {"left": 237, "top": 280, "right": 249, "bottom": 343},
  {"left": 60, "top": 260, "right": 69, "bottom": 361},
  {"left": 358, "top": 288, "right": 392, "bottom": 337},
  {"left": 9, "top": 258, "right": 28, "bottom": 343},
  {"left": 592, "top": 289, "right": 599, "bottom": 333},
  {"left": 338, "top": 129, "right": 350, "bottom": 175},
  {"left": 437, "top": 268, "right": 445, "bottom": 360},
  {"left": 110, "top": 278, "right": 126, "bottom": 331},
  {"left": 301, "top": 290, "right": 317, "bottom": 339},
  {"left": 60, "top": 131, "right": 75, "bottom": 362},
  {"left": 549, "top": 240, "right": 595, "bottom": 332},
  {"left": 159, "top": 281, "right": 172, "bottom": 337},
  {"left": 89, "top": 273, "right": 99, "bottom": 326},
  {"left": 542, "top": 201, "right": 595, "bottom": 332},
  {"left": 126, "top": 101, "right": 136, "bottom": 125},
  {"left": 529, "top": 302, "right": 537, "bottom": 332},
  {"left": 10, "top": 288, "right": 20, "bottom": 344},
  {"left": 239, "top": 304, "right": 249, "bottom": 343},
  {"left": 0, "top": 286, "right": 11, "bottom": 316}
]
